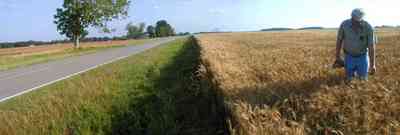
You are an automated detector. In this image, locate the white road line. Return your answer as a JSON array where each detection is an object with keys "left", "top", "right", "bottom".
[{"left": 0, "top": 44, "right": 163, "bottom": 102}]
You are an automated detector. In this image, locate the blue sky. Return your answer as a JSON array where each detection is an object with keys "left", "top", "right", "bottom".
[{"left": 1, "top": 0, "right": 399, "bottom": 42}]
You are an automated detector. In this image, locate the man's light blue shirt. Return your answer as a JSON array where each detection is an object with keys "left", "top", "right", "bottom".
[{"left": 337, "top": 19, "right": 376, "bottom": 56}]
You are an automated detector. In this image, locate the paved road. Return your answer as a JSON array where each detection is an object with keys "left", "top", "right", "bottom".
[{"left": 0, "top": 37, "right": 179, "bottom": 102}]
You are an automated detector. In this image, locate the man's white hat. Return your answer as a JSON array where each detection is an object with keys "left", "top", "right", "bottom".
[{"left": 352, "top": 8, "right": 365, "bottom": 21}]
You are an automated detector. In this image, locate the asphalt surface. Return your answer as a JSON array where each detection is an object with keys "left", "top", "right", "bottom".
[{"left": 0, "top": 37, "right": 179, "bottom": 102}]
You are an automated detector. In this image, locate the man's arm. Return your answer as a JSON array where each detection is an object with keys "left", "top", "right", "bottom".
[
  {"left": 336, "top": 23, "right": 344, "bottom": 60},
  {"left": 367, "top": 25, "right": 377, "bottom": 74},
  {"left": 369, "top": 44, "right": 375, "bottom": 68},
  {"left": 336, "top": 39, "right": 343, "bottom": 59}
]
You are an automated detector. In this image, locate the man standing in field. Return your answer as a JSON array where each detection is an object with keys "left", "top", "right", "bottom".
[{"left": 335, "top": 8, "right": 377, "bottom": 82}]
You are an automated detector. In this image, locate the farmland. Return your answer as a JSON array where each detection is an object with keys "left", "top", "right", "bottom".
[
  {"left": 1, "top": 29, "right": 399, "bottom": 135},
  {"left": 197, "top": 29, "right": 400, "bottom": 134},
  {"left": 0, "top": 39, "right": 150, "bottom": 70}
]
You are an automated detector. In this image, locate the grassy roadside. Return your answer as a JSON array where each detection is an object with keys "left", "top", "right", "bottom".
[
  {"left": 0, "top": 37, "right": 226, "bottom": 135},
  {"left": 0, "top": 39, "right": 149, "bottom": 71}
]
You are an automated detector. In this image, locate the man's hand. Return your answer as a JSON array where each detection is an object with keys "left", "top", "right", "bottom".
[
  {"left": 333, "top": 58, "right": 345, "bottom": 68},
  {"left": 370, "top": 65, "right": 376, "bottom": 75}
]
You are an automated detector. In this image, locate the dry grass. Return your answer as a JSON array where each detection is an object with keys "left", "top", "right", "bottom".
[{"left": 197, "top": 29, "right": 400, "bottom": 135}]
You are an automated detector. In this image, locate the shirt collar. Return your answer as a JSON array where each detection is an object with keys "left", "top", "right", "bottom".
[{"left": 349, "top": 19, "right": 365, "bottom": 28}]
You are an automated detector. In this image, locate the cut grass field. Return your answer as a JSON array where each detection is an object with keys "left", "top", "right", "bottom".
[
  {"left": 0, "top": 37, "right": 226, "bottom": 135},
  {"left": 0, "top": 39, "right": 150, "bottom": 71},
  {"left": 197, "top": 29, "right": 400, "bottom": 135}
]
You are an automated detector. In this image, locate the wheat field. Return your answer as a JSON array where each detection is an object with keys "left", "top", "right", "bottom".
[{"left": 197, "top": 29, "right": 400, "bottom": 135}]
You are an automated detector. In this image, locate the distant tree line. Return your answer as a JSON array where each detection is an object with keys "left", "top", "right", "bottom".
[
  {"left": 176, "top": 32, "right": 191, "bottom": 36},
  {"left": 126, "top": 22, "right": 146, "bottom": 39},
  {"left": 375, "top": 25, "right": 397, "bottom": 28},
  {"left": 261, "top": 28, "right": 294, "bottom": 31},
  {"left": 0, "top": 40, "right": 65, "bottom": 48},
  {"left": 260, "top": 27, "right": 324, "bottom": 32},
  {"left": 125, "top": 20, "right": 179, "bottom": 39},
  {"left": 1, "top": 19, "right": 191, "bottom": 49},
  {"left": 298, "top": 27, "right": 324, "bottom": 30},
  {"left": 0, "top": 36, "right": 127, "bottom": 49}
]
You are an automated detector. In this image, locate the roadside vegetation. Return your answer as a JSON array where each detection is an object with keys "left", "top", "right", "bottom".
[
  {"left": 0, "top": 39, "right": 149, "bottom": 71},
  {"left": 0, "top": 37, "right": 226, "bottom": 135},
  {"left": 197, "top": 30, "right": 400, "bottom": 134}
]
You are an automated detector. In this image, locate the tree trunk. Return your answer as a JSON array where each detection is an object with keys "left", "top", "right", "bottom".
[{"left": 74, "top": 36, "right": 80, "bottom": 49}]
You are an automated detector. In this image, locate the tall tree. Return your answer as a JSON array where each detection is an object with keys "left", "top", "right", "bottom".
[
  {"left": 126, "top": 22, "right": 146, "bottom": 39},
  {"left": 146, "top": 25, "right": 155, "bottom": 38},
  {"left": 155, "top": 20, "right": 175, "bottom": 37},
  {"left": 54, "top": 0, "right": 130, "bottom": 48},
  {"left": 138, "top": 22, "right": 146, "bottom": 33}
]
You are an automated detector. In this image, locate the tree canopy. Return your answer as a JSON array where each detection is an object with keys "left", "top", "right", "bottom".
[
  {"left": 54, "top": 0, "right": 131, "bottom": 48},
  {"left": 155, "top": 20, "right": 175, "bottom": 37},
  {"left": 126, "top": 22, "right": 146, "bottom": 39},
  {"left": 146, "top": 25, "right": 156, "bottom": 38}
]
